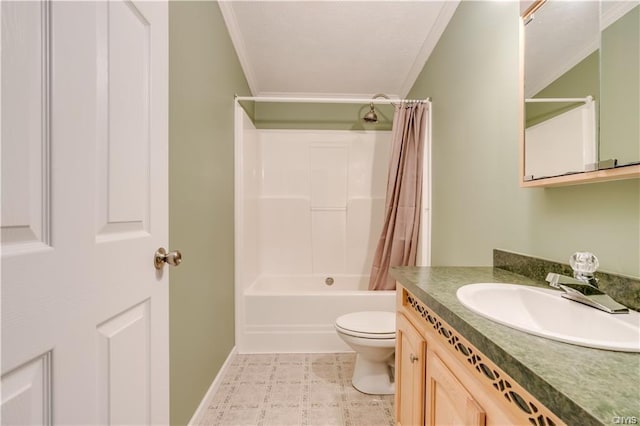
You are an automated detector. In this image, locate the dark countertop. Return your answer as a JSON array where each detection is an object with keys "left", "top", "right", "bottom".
[{"left": 391, "top": 266, "right": 640, "bottom": 426}]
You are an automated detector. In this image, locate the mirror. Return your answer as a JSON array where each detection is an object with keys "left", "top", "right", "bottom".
[{"left": 523, "top": 0, "right": 640, "bottom": 181}]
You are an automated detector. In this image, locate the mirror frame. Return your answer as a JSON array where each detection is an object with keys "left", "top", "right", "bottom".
[{"left": 519, "top": 0, "right": 640, "bottom": 188}]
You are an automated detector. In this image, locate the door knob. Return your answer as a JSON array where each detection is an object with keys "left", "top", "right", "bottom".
[
  {"left": 154, "top": 247, "right": 182, "bottom": 270},
  {"left": 409, "top": 354, "right": 419, "bottom": 363}
]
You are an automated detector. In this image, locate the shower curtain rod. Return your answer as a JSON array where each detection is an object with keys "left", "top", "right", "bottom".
[
  {"left": 234, "top": 95, "right": 430, "bottom": 105},
  {"left": 525, "top": 96, "right": 593, "bottom": 103}
]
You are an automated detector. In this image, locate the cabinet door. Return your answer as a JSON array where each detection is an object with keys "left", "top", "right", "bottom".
[
  {"left": 396, "top": 313, "right": 427, "bottom": 426},
  {"left": 427, "top": 351, "right": 486, "bottom": 426}
]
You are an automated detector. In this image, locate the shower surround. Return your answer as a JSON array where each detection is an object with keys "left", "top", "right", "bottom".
[{"left": 235, "top": 107, "right": 397, "bottom": 353}]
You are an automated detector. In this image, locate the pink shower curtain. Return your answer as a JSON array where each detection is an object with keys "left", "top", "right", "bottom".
[{"left": 368, "top": 102, "right": 427, "bottom": 291}]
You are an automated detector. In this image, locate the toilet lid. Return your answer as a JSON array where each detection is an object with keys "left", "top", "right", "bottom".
[{"left": 335, "top": 311, "right": 396, "bottom": 336}]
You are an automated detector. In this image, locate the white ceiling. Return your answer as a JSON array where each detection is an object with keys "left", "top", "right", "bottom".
[{"left": 219, "top": 1, "right": 460, "bottom": 99}]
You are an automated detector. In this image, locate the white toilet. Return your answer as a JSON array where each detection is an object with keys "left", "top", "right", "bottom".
[{"left": 335, "top": 311, "right": 396, "bottom": 395}]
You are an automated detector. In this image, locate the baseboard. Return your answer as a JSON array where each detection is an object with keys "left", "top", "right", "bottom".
[{"left": 187, "top": 346, "right": 238, "bottom": 426}]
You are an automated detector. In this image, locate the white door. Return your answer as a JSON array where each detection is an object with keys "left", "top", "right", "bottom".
[{"left": 1, "top": 1, "right": 170, "bottom": 425}]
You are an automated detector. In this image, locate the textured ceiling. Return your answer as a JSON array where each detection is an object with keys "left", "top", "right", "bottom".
[{"left": 219, "top": 1, "right": 460, "bottom": 98}]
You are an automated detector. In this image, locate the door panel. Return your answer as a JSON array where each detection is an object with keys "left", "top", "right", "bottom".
[
  {"left": 0, "top": 353, "right": 52, "bottom": 426},
  {"left": 97, "top": 302, "right": 151, "bottom": 425},
  {"left": 94, "top": 1, "right": 169, "bottom": 422},
  {"left": 0, "top": 0, "right": 51, "bottom": 250},
  {"left": 97, "top": 0, "right": 150, "bottom": 235},
  {"left": 1, "top": 1, "right": 168, "bottom": 424}
]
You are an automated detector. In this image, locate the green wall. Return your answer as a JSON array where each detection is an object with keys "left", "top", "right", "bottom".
[
  {"left": 166, "top": 4, "right": 639, "bottom": 423},
  {"left": 169, "top": 2, "right": 251, "bottom": 424},
  {"left": 407, "top": 1, "right": 640, "bottom": 277}
]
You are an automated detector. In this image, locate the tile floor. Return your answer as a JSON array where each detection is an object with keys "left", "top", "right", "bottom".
[{"left": 194, "top": 353, "right": 395, "bottom": 426}]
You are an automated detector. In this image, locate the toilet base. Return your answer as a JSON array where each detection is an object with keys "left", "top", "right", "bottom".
[{"left": 351, "top": 353, "right": 395, "bottom": 395}]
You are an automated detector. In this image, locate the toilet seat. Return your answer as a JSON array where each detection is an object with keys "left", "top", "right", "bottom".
[{"left": 335, "top": 311, "right": 396, "bottom": 339}]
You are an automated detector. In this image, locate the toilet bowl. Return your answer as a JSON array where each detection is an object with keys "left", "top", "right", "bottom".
[{"left": 335, "top": 311, "right": 396, "bottom": 395}]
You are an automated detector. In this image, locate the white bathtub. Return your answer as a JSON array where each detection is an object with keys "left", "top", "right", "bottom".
[{"left": 239, "top": 275, "right": 396, "bottom": 353}]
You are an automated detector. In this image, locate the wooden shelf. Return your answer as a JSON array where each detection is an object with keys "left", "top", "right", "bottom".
[{"left": 520, "top": 164, "right": 640, "bottom": 188}]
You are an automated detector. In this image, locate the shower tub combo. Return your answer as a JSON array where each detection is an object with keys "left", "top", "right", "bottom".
[
  {"left": 234, "top": 98, "right": 430, "bottom": 354},
  {"left": 242, "top": 275, "right": 395, "bottom": 353}
]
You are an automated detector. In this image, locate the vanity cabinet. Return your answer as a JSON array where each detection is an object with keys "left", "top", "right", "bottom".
[
  {"left": 395, "top": 313, "right": 426, "bottom": 426},
  {"left": 395, "top": 284, "right": 564, "bottom": 426}
]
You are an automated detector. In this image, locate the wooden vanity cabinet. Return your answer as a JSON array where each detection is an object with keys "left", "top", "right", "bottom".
[
  {"left": 396, "top": 312, "right": 486, "bottom": 426},
  {"left": 395, "top": 313, "right": 426, "bottom": 426},
  {"left": 395, "top": 285, "right": 564, "bottom": 426}
]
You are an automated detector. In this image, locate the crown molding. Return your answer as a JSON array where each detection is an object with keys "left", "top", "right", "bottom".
[
  {"left": 218, "top": 1, "right": 258, "bottom": 95},
  {"left": 398, "top": 0, "right": 460, "bottom": 98},
  {"left": 256, "top": 91, "right": 401, "bottom": 100}
]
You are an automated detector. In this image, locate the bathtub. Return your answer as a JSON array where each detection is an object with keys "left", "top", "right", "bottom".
[{"left": 239, "top": 275, "right": 396, "bottom": 353}]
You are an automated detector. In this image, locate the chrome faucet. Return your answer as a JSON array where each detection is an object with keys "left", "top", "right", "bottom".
[{"left": 545, "top": 252, "right": 629, "bottom": 314}]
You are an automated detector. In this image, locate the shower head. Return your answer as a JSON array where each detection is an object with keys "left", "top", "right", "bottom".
[
  {"left": 363, "top": 104, "right": 378, "bottom": 123},
  {"left": 362, "top": 93, "right": 390, "bottom": 123}
]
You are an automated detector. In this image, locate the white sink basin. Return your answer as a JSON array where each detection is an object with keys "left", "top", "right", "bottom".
[{"left": 456, "top": 283, "right": 640, "bottom": 352}]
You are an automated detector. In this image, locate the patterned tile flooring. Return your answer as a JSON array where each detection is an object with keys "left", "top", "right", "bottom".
[{"left": 194, "top": 353, "right": 395, "bottom": 426}]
